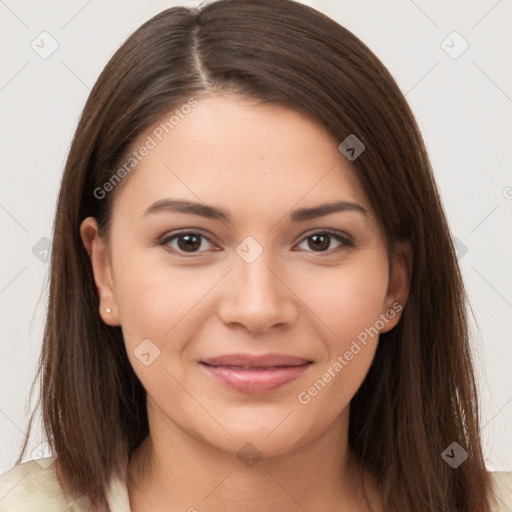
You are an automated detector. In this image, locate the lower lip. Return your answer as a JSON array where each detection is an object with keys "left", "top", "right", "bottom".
[{"left": 200, "top": 363, "right": 311, "bottom": 393}]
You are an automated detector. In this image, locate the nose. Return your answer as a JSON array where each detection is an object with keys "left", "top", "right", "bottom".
[{"left": 217, "top": 250, "right": 299, "bottom": 334}]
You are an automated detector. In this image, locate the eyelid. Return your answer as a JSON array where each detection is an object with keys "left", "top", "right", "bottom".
[
  {"left": 293, "top": 229, "right": 353, "bottom": 254},
  {"left": 158, "top": 227, "right": 216, "bottom": 240},
  {"left": 296, "top": 228, "right": 353, "bottom": 244}
]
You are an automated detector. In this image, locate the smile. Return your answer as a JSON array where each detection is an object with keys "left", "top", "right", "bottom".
[{"left": 199, "top": 353, "right": 314, "bottom": 393}]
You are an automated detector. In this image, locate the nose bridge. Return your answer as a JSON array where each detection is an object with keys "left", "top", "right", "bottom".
[
  {"left": 235, "top": 234, "right": 280, "bottom": 293},
  {"left": 218, "top": 238, "right": 297, "bottom": 332},
  {"left": 238, "top": 253, "right": 279, "bottom": 301}
]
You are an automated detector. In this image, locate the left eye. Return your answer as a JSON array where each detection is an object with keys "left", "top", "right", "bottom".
[{"left": 295, "top": 231, "right": 352, "bottom": 253}]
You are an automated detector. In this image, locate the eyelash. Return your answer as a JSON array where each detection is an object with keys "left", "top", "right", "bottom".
[{"left": 157, "top": 229, "right": 354, "bottom": 257}]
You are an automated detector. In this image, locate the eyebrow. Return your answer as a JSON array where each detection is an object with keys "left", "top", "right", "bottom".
[{"left": 142, "top": 198, "right": 369, "bottom": 222}]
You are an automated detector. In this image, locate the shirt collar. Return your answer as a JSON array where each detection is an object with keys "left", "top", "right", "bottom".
[{"left": 105, "top": 471, "right": 131, "bottom": 511}]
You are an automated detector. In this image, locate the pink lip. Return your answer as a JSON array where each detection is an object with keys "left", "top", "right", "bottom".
[{"left": 199, "top": 353, "right": 313, "bottom": 393}]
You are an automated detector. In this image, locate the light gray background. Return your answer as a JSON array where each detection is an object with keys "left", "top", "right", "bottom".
[{"left": 1, "top": 0, "right": 511, "bottom": 474}]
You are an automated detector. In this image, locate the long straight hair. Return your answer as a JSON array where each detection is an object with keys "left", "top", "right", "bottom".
[{"left": 18, "top": 1, "right": 493, "bottom": 510}]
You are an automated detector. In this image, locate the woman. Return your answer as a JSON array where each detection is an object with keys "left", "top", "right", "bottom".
[{"left": 0, "top": 0, "right": 510, "bottom": 510}]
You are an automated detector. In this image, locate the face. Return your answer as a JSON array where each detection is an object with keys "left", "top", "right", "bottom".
[{"left": 81, "top": 94, "right": 409, "bottom": 459}]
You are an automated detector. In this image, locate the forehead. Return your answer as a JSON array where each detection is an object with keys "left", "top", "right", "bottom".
[{"left": 110, "top": 94, "right": 374, "bottom": 224}]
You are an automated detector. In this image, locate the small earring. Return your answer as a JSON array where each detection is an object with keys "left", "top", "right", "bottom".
[{"left": 105, "top": 308, "right": 111, "bottom": 314}]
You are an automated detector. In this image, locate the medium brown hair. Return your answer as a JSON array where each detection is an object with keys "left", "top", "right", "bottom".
[{"left": 18, "top": 0, "right": 493, "bottom": 510}]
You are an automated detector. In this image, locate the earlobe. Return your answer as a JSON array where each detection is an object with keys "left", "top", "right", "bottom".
[
  {"left": 380, "top": 241, "right": 412, "bottom": 333},
  {"left": 79, "top": 217, "right": 120, "bottom": 326}
]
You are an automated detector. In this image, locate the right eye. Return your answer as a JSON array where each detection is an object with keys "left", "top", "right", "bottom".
[{"left": 159, "top": 231, "right": 220, "bottom": 257}]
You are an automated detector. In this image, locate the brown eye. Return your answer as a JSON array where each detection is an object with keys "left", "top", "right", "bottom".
[
  {"left": 160, "top": 231, "right": 216, "bottom": 255},
  {"left": 307, "top": 233, "right": 331, "bottom": 251},
  {"left": 297, "top": 231, "right": 353, "bottom": 253},
  {"left": 176, "top": 233, "right": 203, "bottom": 252}
]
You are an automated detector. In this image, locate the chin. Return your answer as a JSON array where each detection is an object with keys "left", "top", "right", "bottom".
[{"left": 197, "top": 411, "right": 315, "bottom": 460}]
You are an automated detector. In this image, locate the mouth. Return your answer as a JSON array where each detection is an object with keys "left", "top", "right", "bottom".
[{"left": 199, "top": 353, "right": 314, "bottom": 393}]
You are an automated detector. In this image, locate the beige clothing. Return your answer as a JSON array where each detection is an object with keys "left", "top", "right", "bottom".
[{"left": 0, "top": 457, "right": 511, "bottom": 510}]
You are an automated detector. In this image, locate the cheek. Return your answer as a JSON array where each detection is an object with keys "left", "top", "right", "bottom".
[
  {"left": 295, "top": 341, "right": 376, "bottom": 437},
  {"left": 113, "top": 261, "right": 205, "bottom": 395},
  {"left": 292, "top": 254, "right": 388, "bottom": 406},
  {"left": 295, "top": 270, "right": 386, "bottom": 409},
  {"left": 300, "top": 254, "right": 390, "bottom": 345},
  {"left": 111, "top": 247, "right": 229, "bottom": 364}
]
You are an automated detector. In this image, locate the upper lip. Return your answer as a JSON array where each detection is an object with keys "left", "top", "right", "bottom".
[{"left": 200, "top": 353, "right": 313, "bottom": 368}]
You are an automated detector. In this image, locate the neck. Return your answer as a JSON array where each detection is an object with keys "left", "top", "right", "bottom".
[{"left": 127, "top": 404, "right": 381, "bottom": 512}]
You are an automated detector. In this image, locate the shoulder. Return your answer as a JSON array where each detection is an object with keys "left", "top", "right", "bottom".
[
  {"left": 490, "top": 471, "right": 512, "bottom": 512},
  {"left": 0, "top": 457, "right": 92, "bottom": 511}
]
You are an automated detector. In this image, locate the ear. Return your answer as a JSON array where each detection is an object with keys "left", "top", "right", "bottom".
[
  {"left": 80, "top": 217, "right": 120, "bottom": 326},
  {"left": 379, "top": 241, "right": 412, "bottom": 333}
]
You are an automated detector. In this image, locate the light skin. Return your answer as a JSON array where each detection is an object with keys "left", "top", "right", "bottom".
[{"left": 81, "top": 94, "right": 410, "bottom": 511}]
